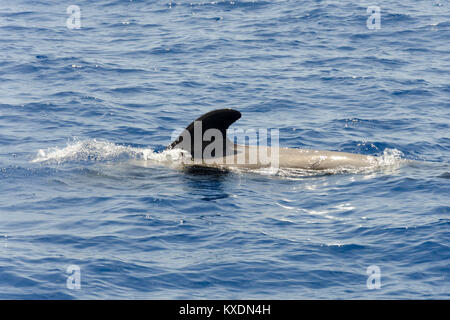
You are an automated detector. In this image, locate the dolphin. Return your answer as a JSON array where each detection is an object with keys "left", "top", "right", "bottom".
[{"left": 167, "top": 109, "right": 378, "bottom": 170}]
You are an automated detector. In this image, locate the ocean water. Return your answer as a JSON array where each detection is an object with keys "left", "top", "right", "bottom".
[{"left": 0, "top": 0, "right": 449, "bottom": 299}]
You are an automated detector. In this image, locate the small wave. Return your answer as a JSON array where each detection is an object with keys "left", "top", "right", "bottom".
[{"left": 31, "top": 139, "right": 189, "bottom": 164}]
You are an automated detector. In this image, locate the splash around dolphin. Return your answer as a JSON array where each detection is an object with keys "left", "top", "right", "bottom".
[{"left": 167, "top": 109, "right": 378, "bottom": 170}]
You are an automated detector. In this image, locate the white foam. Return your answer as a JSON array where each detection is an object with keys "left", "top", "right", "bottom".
[
  {"left": 375, "top": 148, "right": 405, "bottom": 166},
  {"left": 31, "top": 139, "right": 189, "bottom": 164}
]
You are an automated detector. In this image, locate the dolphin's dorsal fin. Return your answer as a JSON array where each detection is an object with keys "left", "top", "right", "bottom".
[{"left": 168, "top": 108, "right": 241, "bottom": 159}]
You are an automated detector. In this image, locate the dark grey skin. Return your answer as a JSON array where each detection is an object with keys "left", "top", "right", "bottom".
[{"left": 168, "top": 109, "right": 377, "bottom": 170}]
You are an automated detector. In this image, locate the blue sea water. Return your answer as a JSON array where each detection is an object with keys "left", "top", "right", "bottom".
[{"left": 0, "top": 0, "right": 449, "bottom": 299}]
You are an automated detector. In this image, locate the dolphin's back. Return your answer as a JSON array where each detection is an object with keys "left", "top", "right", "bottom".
[
  {"left": 220, "top": 145, "right": 375, "bottom": 169},
  {"left": 167, "top": 109, "right": 377, "bottom": 170}
]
